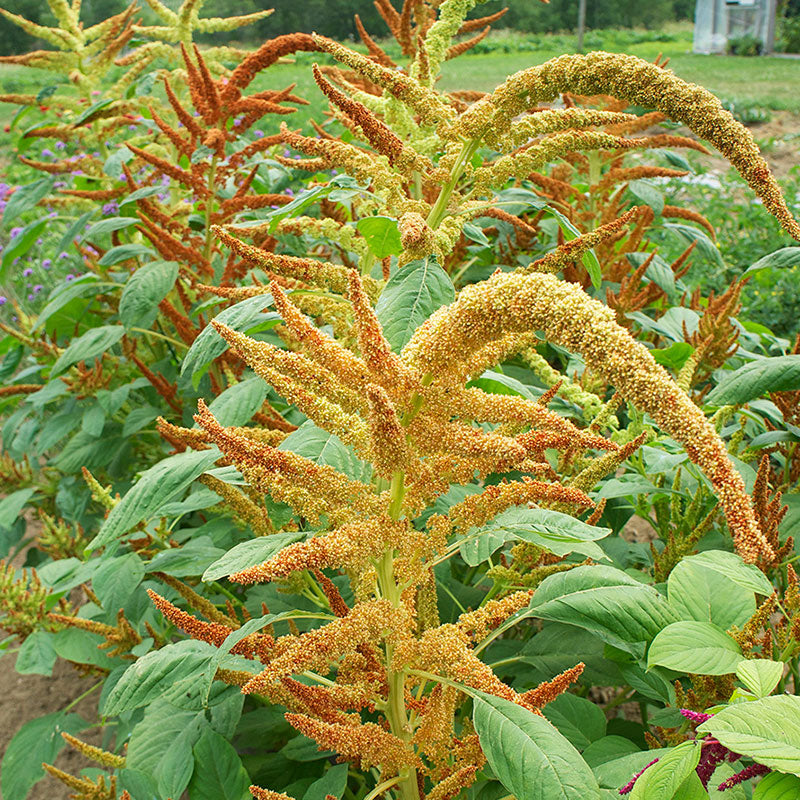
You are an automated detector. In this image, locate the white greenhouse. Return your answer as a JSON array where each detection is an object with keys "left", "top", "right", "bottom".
[{"left": 693, "top": 0, "right": 778, "bottom": 54}]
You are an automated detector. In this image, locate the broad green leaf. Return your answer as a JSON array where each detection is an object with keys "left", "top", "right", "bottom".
[
  {"left": 279, "top": 421, "right": 371, "bottom": 482},
  {"left": 15, "top": 630, "right": 57, "bottom": 676},
  {"left": 629, "top": 741, "right": 701, "bottom": 800},
  {"left": 97, "top": 243, "right": 155, "bottom": 266},
  {"left": 126, "top": 701, "right": 207, "bottom": 799},
  {"left": 376, "top": 257, "right": 455, "bottom": 353},
  {"left": 667, "top": 560, "right": 755, "bottom": 629},
  {"left": 651, "top": 342, "right": 694, "bottom": 372},
  {"left": 532, "top": 565, "right": 678, "bottom": 656},
  {"left": 304, "top": 763, "right": 349, "bottom": 800},
  {"left": 744, "top": 247, "right": 800, "bottom": 276},
  {"left": 736, "top": 659, "right": 784, "bottom": 698},
  {"left": 542, "top": 693, "right": 606, "bottom": 751},
  {"left": 1, "top": 712, "right": 86, "bottom": 800},
  {"left": 32, "top": 274, "right": 104, "bottom": 332},
  {"left": 753, "top": 772, "right": 800, "bottom": 799},
  {"left": 93, "top": 552, "right": 145, "bottom": 614},
  {"left": 706, "top": 355, "right": 800, "bottom": 405},
  {"left": 203, "top": 531, "right": 305, "bottom": 581},
  {"left": 0, "top": 487, "right": 35, "bottom": 528},
  {"left": 84, "top": 216, "right": 139, "bottom": 239},
  {"left": 147, "top": 536, "right": 225, "bottom": 578},
  {"left": 473, "top": 692, "right": 601, "bottom": 800},
  {"left": 671, "top": 772, "right": 708, "bottom": 800},
  {"left": 582, "top": 736, "right": 640, "bottom": 770},
  {"left": 119, "top": 260, "right": 179, "bottom": 329},
  {"left": 206, "top": 377, "right": 268, "bottom": 427},
  {"left": 181, "top": 294, "right": 280, "bottom": 385},
  {"left": 697, "top": 695, "right": 800, "bottom": 775},
  {"left": 665, "top": 222, "right": 723, "bottom": 266},
  {"left": 677, "top": 551, "right": 773, "bottom": 596},
  {"left": 88, "top": 449, "right": 221, "bottom": 550},
  {"left": 647, "top": 621, "right": 742, "bottom": 675},
  {"left": 51, "top": 325, "right": 126, "bottom": 377},
  {"left": 1, "top": 177, "right": 54, "bottom": 229},
  {"left": 460, "top": 506, "right": 611, "bottom": 566},
  {"left": 103, "top": 640, "right": 216, "bottom": 715},
  {"left": 356, "top": 216, "right": 402, "bottom": 258},
  {"left": 592, "top": 749, "right": 669, "bottom": 790},
  {"left": 628, "top": 179, "right": 665, "bottom": 216},
  {"left": 72, "top": 97, "right": 114, "bottom": 126},
  {"left": 189, "top": 729, "right": 250, "bottom": 800},
  {"left": 467, "top": 370, "right": 538, "bottom": 401}
]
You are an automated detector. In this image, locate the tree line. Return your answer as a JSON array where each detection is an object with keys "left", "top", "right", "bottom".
[{"left": 0, "top": 0, "right": 695, "bottom": 56}]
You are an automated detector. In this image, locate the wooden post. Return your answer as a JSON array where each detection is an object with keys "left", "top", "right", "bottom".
[
  {"left": 764, "top": 0, "right": 777, "bottom": 55},
  {"left": 577, "top": 0, "right": 587, "bottom": 52}
]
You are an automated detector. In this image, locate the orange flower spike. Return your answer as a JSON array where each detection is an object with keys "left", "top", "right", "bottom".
[
  {"left": 211, "top": 320, "right": 368, "bottom": 415},
  {"left": 284, "top": 714, "right": 421, "bottom": 774},
  {"left": 250, "top": 787, "right": 297, "bottom": 800},
  {"left": 312, "top": 569, "right": 351, "bottom": 618},
  {"left": 223, "top": 33, "right": 320, "bottom": 102},
  {"left": 366, "top": 384, "right": 417, "bottom": 480},
  {"left": 242, "top": 600, "right": 409, "bottom": 692},
  {"left": 126, "top": 144, "right": 210, "bottom": 198},
  {"left": 472, "top": 53, "right": 800, "bottom": 240},
  {"left": 521, "top": 663, "right": 585, "bottom": 709},
  {"left": 312, "top": 35, "right": 455, "bottom": 127},
  {"left": 355, "top": 14, "right": 397, "bottom": 67},
  {"left": 60, "top": 733, "right": 125, "bottom": 769},
  {"left": 149, "top": 105, "right": 193, "bottom": 158},
  {"left": 312, "top": 64, "right": 429, "bottom": 173},
  {"left": 213, "top": 225, "right": 360, "bottom": 296},
  {"left": 348, "top": 269, "right": 413, "bottom": 389},
  {"left": 147, "top": 589, "right": 236, "bottom": 648},
  {"left": 163, "top": 77, "right": 204, "bottom": 139},
  {"left": 402, "top": 270, "right": 774, "bottom": 563},
  {"left": 269, "top": 281, "right": 371, "bottom": 390},
  {"left": 444, "top": 478, "right": 593, "bottom": 537},
  {"left": 230, "top": 518, "right": 393, "bottom": 585},
  {"left": 519, "top": 207, "right": 641, "bottom": 276},
  {"left": 455, "top": 591, "right": 533, "bottom": 641},
  {"left": 458, "top": 8, "right": 508, "bottom": 33},
  {"left": 426, "top": 766, "right": 480, "bottom": 800}
]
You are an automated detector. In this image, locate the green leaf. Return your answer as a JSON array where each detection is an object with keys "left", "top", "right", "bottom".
[
  {"left": 97, "top": 243, "right": 155, "bottom": 266},
  {"left": 665, "top": 222, "right": 723, "bottom": 266},
  {"left": 72, "top": 97, "right": 114, "bottom": 126},
  {"left": 147, "top": 537, "right": 225, "bottom": 578},
  {"left": 126, "top": 701, "right": 207, "bottom": 799},
  {"left": 103, "top": 146, "right": 133, "bottom": 179},
  {"left": 532, "top": 565, "right": 678, "bottom": 656},
  {"left": 279, "top": 421, "right": 371, "bottom": 482},
  {"left": 2, "top": 177, "right": 54, "bottom": 229},
  {"left": 58, "top": 210, "right": 94, "bottom": 255},
  {"left": 706, "top": 355, "right": 800, "bottom": 405},
  {"left": 467, "top": 370, "right": 538, "bottom": 401},
  {"left": 460, "top": 506, "right": 611, "bottom": 566},
  {"left": 375, "top": 257, "right": 455, "bottom": 353},
  {"left": 103, "top": 640, "right": 216, "bottom": 715},
  {"left": 753, "top": 772, "right": 800, "bottom": 799},
  {"left": 542, "top": 693, "right": 607, "bottom": 751},
  {"left": 15, "top": 630, "right": 57, "bottom": 676},
  {"left": 93, "top": 552, "right": 145, "bottom": 614},
  {"left": 181, "top": 294, "right": 280, "bottom": 385},
  {"left": 203, "top": 531, "right": 305, "bottom": 581},
  {"left": 628, "top": 180, "right": 665, "bottom": 216},
  {"left": 206, "top": 377, "right": 268, "bottom": 427},
  {"left": 629, "top": 741, "right": 701, "bottom": 800},
  {"left": 304, "top": 763, "right": 349, "bottom": 800},
  {"left": 51, "top": 325, "right": 126, "bottom": 377},
  {"left": 84, "top": 216, "right": 139, "bottom": 239},
  {"left": 697, "top": 695, "right": 800, "bottom": 775},
  {"left": 667, "top": 559, "right": 755, "bottom": 629},
  {"left": 88, "top": 449, "right": 221, "bottom": 551},
  {"left": 356, "top": 216, "right": 402, "bottom": 258},
  {"left": 676, "top": 550, "right": 773, "bottom": 596},
  {"left": 647, "top": 621, "right": 742, "bottom": 675},
  {"left": 189, "top": 729, "right": 250, "bottom": 800},
  {"left": 0, "top": 487, "right": 35, "bottom": 528},
  {"left": 473, "top": 692, "right": 601, "bottom": 800},
  {"left": 651, "top": 342, "right": 694, "bottom": 372},
  {"left": 593, "top": 749, "right": 669, "bottom": 790},
  {"left": 119, "top": 260, "right": 178, "bottom": 329},
  {"left": 735, "top": 659, "right": 784, "bottom": 698},
  {"left": 32, "top": 273, "right": 104, "bottom": 332},
  {"left": 744, "top": 247, "right": 800, "bottom": 276},
  {"left": 1, "top": 712, "right": 86, "bottom": 800},
  {"left": 667, "top": 771, "right": 707, "bottom": 800}
]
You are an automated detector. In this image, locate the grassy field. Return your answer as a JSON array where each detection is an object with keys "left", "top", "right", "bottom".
[{"left": 2, "top": 22, "right": 800, "bottom": 131}]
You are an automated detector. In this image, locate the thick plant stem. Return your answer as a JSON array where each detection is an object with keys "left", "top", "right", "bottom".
[{"left": 426, "top": 138, "right": 480, "bottom": 230}]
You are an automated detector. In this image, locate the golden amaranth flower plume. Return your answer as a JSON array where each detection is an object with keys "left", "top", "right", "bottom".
[{"left": 401, "top": 271, "right": 775, "bottom": 563}]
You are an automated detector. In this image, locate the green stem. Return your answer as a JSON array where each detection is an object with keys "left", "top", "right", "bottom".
[
  {"left": 363, "top": 776, "right": 403, "bottom": 800},
  {"left": 63, "top": 680, "right": 102, "bottom": 712},
  {"left": 426, "top": 138, "right": 480, "bottom": 230}
]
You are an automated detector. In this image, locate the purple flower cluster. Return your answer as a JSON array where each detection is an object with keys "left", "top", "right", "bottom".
[
  {"left": 102, "top": 201, "right": 119, "bottom": 216},
  {"left": 619, "top": 710, "right": 771, "bottom": 795}
]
